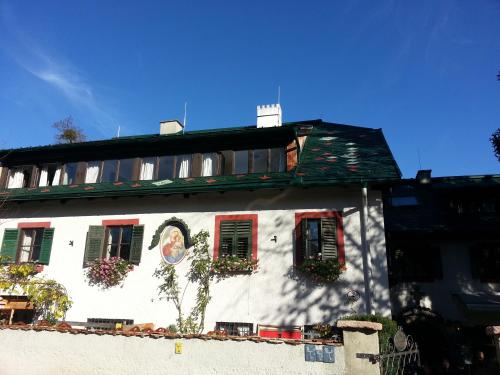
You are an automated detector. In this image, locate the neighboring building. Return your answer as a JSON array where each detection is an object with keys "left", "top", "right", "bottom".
[
  {"left": 0, "top": 106, "right": 400, "bottom": 334},
  {"left": 384, "top": 171, "right": 500, "bottom": 360}
]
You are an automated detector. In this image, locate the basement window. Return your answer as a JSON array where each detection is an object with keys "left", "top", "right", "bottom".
[
  {"left": 215, "top": 322, "right": 253, "bottom": 336},
  {"left": 87, "top": 318, "right": 134, "bottom": 330}
]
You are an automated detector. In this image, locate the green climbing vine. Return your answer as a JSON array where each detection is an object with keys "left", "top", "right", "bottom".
[
  {"left": 153, "top": 230, "right": 212, "bottom": 334},
  {"left": 0, "top": 259, "right": 72, "bottom": 324}
]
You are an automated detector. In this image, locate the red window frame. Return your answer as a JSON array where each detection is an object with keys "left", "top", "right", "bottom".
[
  {"left": 294, "top": 211, "right": 345, "bottom": 265},
  {"left": 101, "top": 219, "right": 139, "bottom": 226},
  {"left": 213, "top": 214, "right": 258, "bottom": 260},
  {"left": 17, "top": 222, "right": 51, "bottom": 229}
]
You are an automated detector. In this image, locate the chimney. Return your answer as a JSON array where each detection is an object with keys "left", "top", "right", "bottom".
[
  {"left": 159, "top": 120, "right": 184, "bottom": 135},
  {"left": 257, "top": 104, "right": 282, "bottom": 128},
  {"left": 416, "top": 169, "right": 432, "bottom": 184}
]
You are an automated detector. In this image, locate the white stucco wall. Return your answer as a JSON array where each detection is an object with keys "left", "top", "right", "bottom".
[
  {"left": 0, "top": 187, "right": 390, "bottom": 329},
  {"left": 0, "top": 329, "right": 345, "bottom": 375},
  {"left": 391, "top": 240, "right": 500, "bottom": 324}
]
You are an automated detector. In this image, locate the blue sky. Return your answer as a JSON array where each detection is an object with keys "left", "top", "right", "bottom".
[{"left": 0, "top": 0, "right": 499, "bottom": 177}]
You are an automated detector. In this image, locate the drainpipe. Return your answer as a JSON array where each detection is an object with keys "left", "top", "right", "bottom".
[{"left": 360, "top": 183, "right": 374, "bottom": 315}]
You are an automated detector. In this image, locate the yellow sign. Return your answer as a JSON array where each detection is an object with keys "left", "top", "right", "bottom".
[{"left": 175, "top": 342, "right": 183, "bottom": 354}]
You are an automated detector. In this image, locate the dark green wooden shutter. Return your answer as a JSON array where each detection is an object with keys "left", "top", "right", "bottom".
[
  {"left": 220, "top": 221, "right": 236, "bottom": 256},
  {"left": 321, "top": 217, "right": 338, "bottom": 260},
  {"left": 38, "top": 228, "right": 55, "bottom": 265},
  {"left": 84, "top": 226, "right": 105, "bottom": 265},
  {"left": 0, "top": 229, "right": 19, "bottom": 263},
  {"left": 129, "top": 225, "right": 144, "bottom": 265},
  {"left": 235, "top": 221, "right": 252, "bottom": 259},
  {"left": 219, "top": 220, "right": 252, "bottom": 258}
]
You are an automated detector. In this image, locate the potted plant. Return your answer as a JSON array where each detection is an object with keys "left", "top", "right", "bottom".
[
  {"left": 211, "top": 255, "right": 258, "bottom": 276},
  {"left": 85, "top": 257, "right": 133, "bottom": 289},
  {"left": 296, "top": 256, "right": 344, "bottom": 283}
]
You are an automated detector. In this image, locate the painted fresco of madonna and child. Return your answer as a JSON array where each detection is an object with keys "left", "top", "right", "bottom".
[{"left": 160, "top": 226, "right": 187, "bottom": 265}]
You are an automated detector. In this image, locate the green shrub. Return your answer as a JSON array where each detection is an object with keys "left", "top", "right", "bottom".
[{"left": 338, "top": 314, "right": 398, "bottom": 349}]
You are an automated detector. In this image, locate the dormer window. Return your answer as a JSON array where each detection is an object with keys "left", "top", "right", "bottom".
[
  {"left": 252, "top": 149, "right": 268, "bottom": 173},
  {"left": 117, "top": 158, "right": 136, "bottom": 181},
  {"left": 7, "top": 166, "right": 35, "bottom": 189},
  {"left": 158, "top": 156, "right": 175, "bottom": 180},
  {"left": 140, "top": 157, "right": 156, "bottom": 180},
  {"left": 176, "top": 154, "right": 191, "bottom": 178},
  {"left": 234, "top": 150, "right": 249, "bottom": 174},
  {"left": 39, "top": 164, "right": 60, "bottom": 187},
  {"left": 201, "top": 153, "right": 218, "bottom": 177},
  {"left": 1, "top": 145, "right": 287, "bottom": 189},
  {"left": 62, "top": 162, "right": 79, "bottom": 185},
  {"left": 101, "top": 160, "right": 118, "bottom": 182},
  {"left": 85, "top": 161, "right": 100, "bottom": 183}
]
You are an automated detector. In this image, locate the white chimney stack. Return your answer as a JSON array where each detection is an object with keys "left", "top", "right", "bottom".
[
  {"left": 257, "top": 104, "right": 282, "bottom": 128},
  {"left": 159, "top": 120, "right": 184, "bottom": 135}
]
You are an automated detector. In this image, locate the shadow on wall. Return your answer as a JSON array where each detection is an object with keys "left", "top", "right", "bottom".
[{"left": 1, "top": 187, "right": 391, "bottom": 327}]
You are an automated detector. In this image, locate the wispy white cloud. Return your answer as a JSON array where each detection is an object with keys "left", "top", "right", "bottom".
[{"left": 0, "top": 2, "right": 119, "bottom": 136}]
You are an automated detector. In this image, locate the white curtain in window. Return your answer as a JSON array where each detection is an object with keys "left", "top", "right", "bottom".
[
  {"left": 140, "top": 160, "right": 155, "bottom": 180},
  {"left": 51, "top": 168, "right": 61, "bottom": 186},
  {"left": 85, "top": 162, "right": 100, "bottom": 183},
  {"left": 178, "top": 155, "right": 190, "bottom": 178},
  {"left": 202, "top": 153, "right": 216, "bottom": 176},
  {"left": 105, "top": 230, "right": 116, "bottom": 259},
  {"left": 62, "top": 170, "right": 69, "bottom": 185},
  {"left": 7, "top": 171, "right": 24, "bottom": 188},
  {"left": 38, "top": 168, "right": 48, "bottom": 187},
  {"left": 20, "top": 232, "right": 33, "bottom": 263}
]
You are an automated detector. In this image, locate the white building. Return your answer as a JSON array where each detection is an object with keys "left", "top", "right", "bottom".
[{"left": 0, "top": 109, "right": 401, "bottom": 335}]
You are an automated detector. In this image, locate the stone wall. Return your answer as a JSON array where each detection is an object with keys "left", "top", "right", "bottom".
[{"left": 0, "top": 328, "right": 345, "bottom": 375}]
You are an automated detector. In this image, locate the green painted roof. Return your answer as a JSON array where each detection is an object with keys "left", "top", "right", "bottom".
[{"left": 0, "top": 120, "right": 401, "bottom": 201}]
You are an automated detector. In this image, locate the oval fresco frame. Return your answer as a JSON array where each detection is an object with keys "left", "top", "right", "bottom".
[{"left": 149, "top": 217, "right": 192, "bottom": 265}]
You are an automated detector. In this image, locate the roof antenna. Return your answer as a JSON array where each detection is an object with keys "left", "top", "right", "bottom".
[
  {"left": 277, "top": 85, "right": 281, "bottom": 105},
  {"left": 417, "top": 148, "right": 422, "bottom": 170},
  {"left": 183, "top": 102, "right": 188, "bottom": 133},
  {"left": 117, "top": 125, "right": 121, "bottom": 138}
]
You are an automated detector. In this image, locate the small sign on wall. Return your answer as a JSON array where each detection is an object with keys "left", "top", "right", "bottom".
[
  {"left": 175, "top": 342, "right": 183, "bottom": 354},
  {"left": 305, "top": 345, "right": 335, "bottom": 363}
]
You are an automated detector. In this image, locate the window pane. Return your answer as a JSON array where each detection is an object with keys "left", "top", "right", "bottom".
[
  {"left": 253, "top": 149, "right": 268, "bottom": 173},
  {"left": 176, "top": 155, "right": 191, "bottom": 178},
  {"left": 306, "top": 220, "right": 320, "bottom": 257},
  {"left": 85, "top": 161, "right": 101, "bottom": 183},
  {"left": 202, "top": 153, "right": 218, "bottom": 177},
  {"left": 46, "top": 164, "right": 59, "bottom": 186},
  {"left": 101, "top": 160, "right": 118, "bottom": 182},
  {"left": 140, "top": 157, "right": 156, "bottom": 180},
  {"left": 31, "top": 229, "right": 44, "bottom": 262},
  {"left": 121, "top": 226, "right": 133, "bottom": 244},
  {"left": 234, "top": 151, "right": 248, "bottom": 174},
  {"left": 118, "top": 158, "right": 135, "bottom": 181},
  {"left": 63, "top": 163, "right": 78, "bottom": 185},
  {"left": 270, "top": 148, "right": 285, "bottom": 172},
  {"left": 158, "top": 156, "right": 175, "bottom": 180}
]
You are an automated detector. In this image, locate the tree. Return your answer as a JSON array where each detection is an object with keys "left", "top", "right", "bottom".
[
  {"left": 52, "top": 116, "right": 86, "bottom": 144},
  {"left": 491, "top": 129, "right": 500, "bottom": 162}
]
